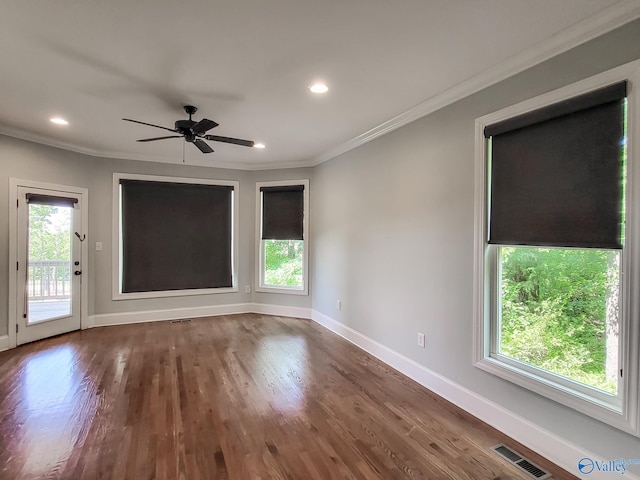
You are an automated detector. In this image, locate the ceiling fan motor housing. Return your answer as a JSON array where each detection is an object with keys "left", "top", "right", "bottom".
[
  {"left": 176, "top": 105, "right": 198, "bottom": 138},
  {"left": 175, "top": 119, "right": 197, "bottom": 135}
]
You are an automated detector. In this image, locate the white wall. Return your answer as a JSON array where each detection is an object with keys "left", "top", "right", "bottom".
[{"left": 310, "top": 18, "right": 640, "bottom": 470}]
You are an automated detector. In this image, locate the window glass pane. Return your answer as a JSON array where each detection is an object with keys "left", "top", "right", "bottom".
[
  {"left": 263, "top": 240, "right": 303, "bottom": 287},
  {"left": 498, "top": 246, "right": 620, "bottom": 395},
  {"left": 27, "top": 204, "right": 72, "bottom": 323}
]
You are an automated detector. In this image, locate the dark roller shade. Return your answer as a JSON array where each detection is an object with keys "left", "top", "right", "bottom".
[
  {"left": 26, "top": 193, "right": 78, "bottom": 207},
  {"left": 261, "top": 185, "right": 304, "bottom": 240},
  {"left": 487, "top": 90, "right": 625, "bottom": 249},
  {"left": 484, "top": 82, "right": 627, "bottom": 138},
  {"left": 120, "top": 180, "right": 233, "bottom": 293}
]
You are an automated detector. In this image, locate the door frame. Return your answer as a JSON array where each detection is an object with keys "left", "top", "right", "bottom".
[{"left": 8, "top": 178, "right": 89, "bottom": 348}]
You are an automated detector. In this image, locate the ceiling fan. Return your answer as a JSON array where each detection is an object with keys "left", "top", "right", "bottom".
[{"left": 123, "top": 105, "right": 255, "bottom": 153}]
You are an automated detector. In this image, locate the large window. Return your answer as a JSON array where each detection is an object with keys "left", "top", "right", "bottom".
[
  {"left": 474, "top": 62, "right": 640, "bottom": 433},
  {"left": 255, "top": 180, "right": 309, "bottom": 295},
  {"left": 113, "top": 174, "right": 238, "bottom": 299}
]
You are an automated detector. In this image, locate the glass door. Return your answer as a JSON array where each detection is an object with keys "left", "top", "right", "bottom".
[{"left": 17, "top": 187, "right": 82, "bottom": 345}]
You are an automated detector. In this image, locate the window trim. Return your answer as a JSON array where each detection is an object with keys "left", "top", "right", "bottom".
[
  {"left": 473, "top": 60, "right": 640, "bottom": 435},
  {"left": 112, "top": 173, "right": 239, "bottom": 300},
  {"left": 255, "top": 179, "right": 309, "bottom": 295}
]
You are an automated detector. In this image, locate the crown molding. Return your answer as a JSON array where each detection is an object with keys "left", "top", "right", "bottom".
[
  {"left": 310, "top": 1, "right": 640, "bottom": 166},
  {"left": 0, "top": 126, "right": 105, "bottom": 158},
  {"left": 0, "top": 126, "right": 310, "bottom": 171}
]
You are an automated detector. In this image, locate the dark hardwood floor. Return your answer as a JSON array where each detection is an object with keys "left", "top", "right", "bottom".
[{"left": 0, "top": 314, "right": 576, "bottom": 479}]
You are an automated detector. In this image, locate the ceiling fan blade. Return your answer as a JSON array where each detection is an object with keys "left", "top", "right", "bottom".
[
  {"left": 123, "top": 118, "right": 178, "bottom": 133},
  {"left": 191, "top": 118, "right": 219, "bottom": 135},
  {"left": 137, "top": 135, "right": 183, "bottom": 142},
  {"left": 204, "top": 135, "right": 255, "bottom": 148},
  {"left": 194, "top": 139, "right": 214, "bottom": 153}
]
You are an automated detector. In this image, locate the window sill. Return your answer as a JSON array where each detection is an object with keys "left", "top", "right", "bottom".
[
  {"left": 474, "top": 355, "right": 635, "bottom": 434},
  {"left": 255, "top": 285, "right": 308, "bottom": 296}
]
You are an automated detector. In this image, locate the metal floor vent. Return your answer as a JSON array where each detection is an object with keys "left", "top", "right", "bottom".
[
  {"left": 491, "top": 444, "right": 552, "bottom": 479},
  {"left": 170, "top": 319, "right": 192, "bottom": 324}
]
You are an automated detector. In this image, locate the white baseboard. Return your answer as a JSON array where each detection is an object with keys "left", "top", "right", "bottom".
[
  {"left": 310, "top": 309, "right": 632, "bottom": 480},
  {"left": 89, "top": 303, "right": 254, "bottom": 327},
  {"left": 0, "top": 335, "right": 9, "bottom": 352},
  {"left": 250, "top": 303, "right": 312, "bottom": 320},
  {"left": 89, "top": 303, "right": 311, "bottom": 328}
]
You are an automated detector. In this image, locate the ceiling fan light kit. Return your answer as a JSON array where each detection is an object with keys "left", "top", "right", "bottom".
[{"left": 123, "top": 105, "right": 255, "bottom": 154}]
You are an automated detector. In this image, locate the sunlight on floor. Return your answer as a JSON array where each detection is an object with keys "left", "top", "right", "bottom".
[
  {"left": 255, "top": 335, "right": 309, "bottom": 415},
  {"left": 20, "top": 345, "right": 98, "bottom": 476}
]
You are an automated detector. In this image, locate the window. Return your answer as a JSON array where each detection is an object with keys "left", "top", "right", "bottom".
[
  {"left": 256, "top": 180, "right": 309, "bottom": 294},
  {"left": 474, "top": 62, "right": 640, "bottom": 433},
  {"left": 113, "top": 174, "right": 238, "bottom": 299}
]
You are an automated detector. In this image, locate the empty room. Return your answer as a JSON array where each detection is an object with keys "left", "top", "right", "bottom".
[{"left": 2, "top": 1, "right": 640, "bottom": 479}]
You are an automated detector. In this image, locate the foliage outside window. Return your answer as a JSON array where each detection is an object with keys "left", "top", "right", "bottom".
[
  {"left": 28, "top": 205, "right": 71, "bottom": 262},
  {"left": 498, "top": 246, "right": 620, "bottom": 395},
  {"left": 264, "top": 240, "right": 304, "bottom": 287}
]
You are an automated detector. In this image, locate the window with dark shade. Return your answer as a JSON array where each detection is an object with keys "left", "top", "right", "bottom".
[
  {"left": 119, "top": 179, "right": 234, "bottom": 293},
  {"left": 474, "top": 66, "right": 638, "bottom": 433},
  {"left": 256, "top": 181, "right": 308, "bottom": 294}
]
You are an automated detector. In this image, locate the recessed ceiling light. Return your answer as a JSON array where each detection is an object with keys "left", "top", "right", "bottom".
[
  {"left": 309, "top": 83, "right": 328, "bottom": 94},
  {"left": 50, "top": 117, "right": 69, "bottom": 126},
  {"left": 254, "top": 143, "right": 266, "bottom": 149}
]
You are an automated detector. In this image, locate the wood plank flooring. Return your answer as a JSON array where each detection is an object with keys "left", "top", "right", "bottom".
[{"left": 0, "top": 314, "right": 577, "bottom": 479}]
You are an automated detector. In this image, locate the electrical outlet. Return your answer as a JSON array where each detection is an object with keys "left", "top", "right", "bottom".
[
  {"left": 245, "top": 285, "right": 251, "bottom": 293},
  {"left": 336, "top": 299, "right": 342, "bottom": 310},
  {"left": 417, "top": 332, "right": 426, "bottom": 348}
]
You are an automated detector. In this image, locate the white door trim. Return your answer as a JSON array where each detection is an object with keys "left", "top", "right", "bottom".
[{"left": 8, "top": 178, "right": 89, "bottom": 348}]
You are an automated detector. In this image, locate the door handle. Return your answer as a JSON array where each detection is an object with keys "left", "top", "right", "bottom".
[{"left": 74, "top": 270, "right": 82, "bottom": 276}]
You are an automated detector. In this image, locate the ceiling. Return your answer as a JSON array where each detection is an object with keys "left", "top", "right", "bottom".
[{"left": 1, "top": 0, "right": 638, "bottom": 170}]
